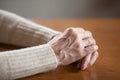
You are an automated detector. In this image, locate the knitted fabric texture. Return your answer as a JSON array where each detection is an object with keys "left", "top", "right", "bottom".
[{"left": 0, "top": 10, "right": 60, "bottom": 80}]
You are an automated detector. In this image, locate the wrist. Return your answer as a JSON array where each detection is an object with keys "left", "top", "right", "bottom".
[
  {"left": 48, "top": 33, "right": 63, "bottom": 66},
  {"left": 51, "top": 44, "right": 62, "bottom": 66}
]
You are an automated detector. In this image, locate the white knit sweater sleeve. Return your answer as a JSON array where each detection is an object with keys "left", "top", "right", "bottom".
[
  {"left": 0, "top": 9, "right": 60, "bottom": 47},
  {"left": 0, "top": 44, "right": 58, "bottom": 80},
  {"left": 0, "top": 10, "right": 59, "bottom": 80}
]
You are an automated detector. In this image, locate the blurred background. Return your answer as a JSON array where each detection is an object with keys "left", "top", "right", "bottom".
[{"left": 0, "top": 0, "right": 120, "bottom": 19}]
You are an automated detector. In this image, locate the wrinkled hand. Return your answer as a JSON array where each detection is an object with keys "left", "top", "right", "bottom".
[{"left": 48, "top": 28, "right": 99, "bottom": 70}]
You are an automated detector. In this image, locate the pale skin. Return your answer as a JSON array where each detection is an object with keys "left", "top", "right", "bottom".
[{"left": 49, "top": 28, "right": 99, "bottom": 70}]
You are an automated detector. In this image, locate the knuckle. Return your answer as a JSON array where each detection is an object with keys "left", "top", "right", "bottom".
[
  {"left": 86, "top": 31, "right": 92, "bottom": 37},
  {"left": 93, "top": 45, "right": 98, "bottom": 50},
  {"left": 67, "top": 28, "right": 80, "bottom": 37},
  {"left": 96, "top": 45, "right": 99, "bottom": 50},
  {"left": 78, "top": 28, "right": 85, "bottom": 32},
  {"left": 67, "top": 27, "right": 75, "bottom": 32},
  {"left": 65, "top": 28, "right": 75, "bottom": 36},
  {"left": 92, "top": 38, "right": 96, "bottom": 44},
  {"left": 90, "top": 38, "right": 96, "bottom": 44},
  {"left": 84, "top": 45, "right": 98, "bottom": 54},
  {"left": 71, "top": 31, "right": 78, "bottom": 38},
  {"left": 72, "top": 32, "right": 78, "bottom": 38}
]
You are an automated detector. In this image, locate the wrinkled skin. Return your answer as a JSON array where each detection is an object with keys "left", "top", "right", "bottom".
[{"left": 48, "top": 28, "right": 99, "bottom": 70}]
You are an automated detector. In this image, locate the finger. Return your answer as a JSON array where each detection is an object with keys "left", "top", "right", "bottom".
[
  {"left": 63, "top": 28, "right": 77, "bottom": 38},
  {"left": 83, "top": 38, "right": 96, "bottom": 47},
  {"left": 78, "top": 54, "right": 92, "bottom": 70},
  {"left": 64, "top": 28, "right": 81, "bottom": 47},
  {"left": 63, "top": 28, "right": 73, "bottom": 38},
  {"left": 83, "top": 31, "right": 93, "bottom": 40},
  {"left": 76, "top": 28, "right": 85, "bottom": 33},
  {"left": 65, "top": 28, "right": 85, "bottom": 39},
  {"left": 84, "top": 45, "right": 98, "bottom": 55},
  {"left": 88, "top": 51, "right": 99, "bottom": 67}
]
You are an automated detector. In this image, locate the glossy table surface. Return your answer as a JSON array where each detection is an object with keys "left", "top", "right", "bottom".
[{"left": 0, "top": 19, "right": 120, "bottom": 80}]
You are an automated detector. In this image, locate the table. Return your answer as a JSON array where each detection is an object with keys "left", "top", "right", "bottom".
[{"left": 0, "top": 19, "right": 120, "bottom": 80}]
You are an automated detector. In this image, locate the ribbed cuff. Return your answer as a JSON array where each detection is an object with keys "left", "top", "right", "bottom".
[{"left": 0, "top": 44, "right": 58, "bottom": 80}]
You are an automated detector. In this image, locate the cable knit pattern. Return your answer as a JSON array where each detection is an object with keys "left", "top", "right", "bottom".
[{"left": 0, "top": 10, "right": 60, "bottom": 80}]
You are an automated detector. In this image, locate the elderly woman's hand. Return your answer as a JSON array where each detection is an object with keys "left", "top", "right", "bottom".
[{"left": 48, "top": 28, "right": 98, "bottom": 70}]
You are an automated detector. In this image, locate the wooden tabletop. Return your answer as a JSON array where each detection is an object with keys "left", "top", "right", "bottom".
[{"left": 0, "top": 19, "right": 120, "bottom": 80}]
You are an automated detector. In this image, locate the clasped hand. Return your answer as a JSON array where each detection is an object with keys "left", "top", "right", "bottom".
[{"left": 48, "top": 28, "right": 99, "bottom": 70}]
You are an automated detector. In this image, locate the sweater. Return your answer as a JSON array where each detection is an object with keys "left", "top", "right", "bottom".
[{"left": 0, "top": 10, "right": 60, "bottom": 80}]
